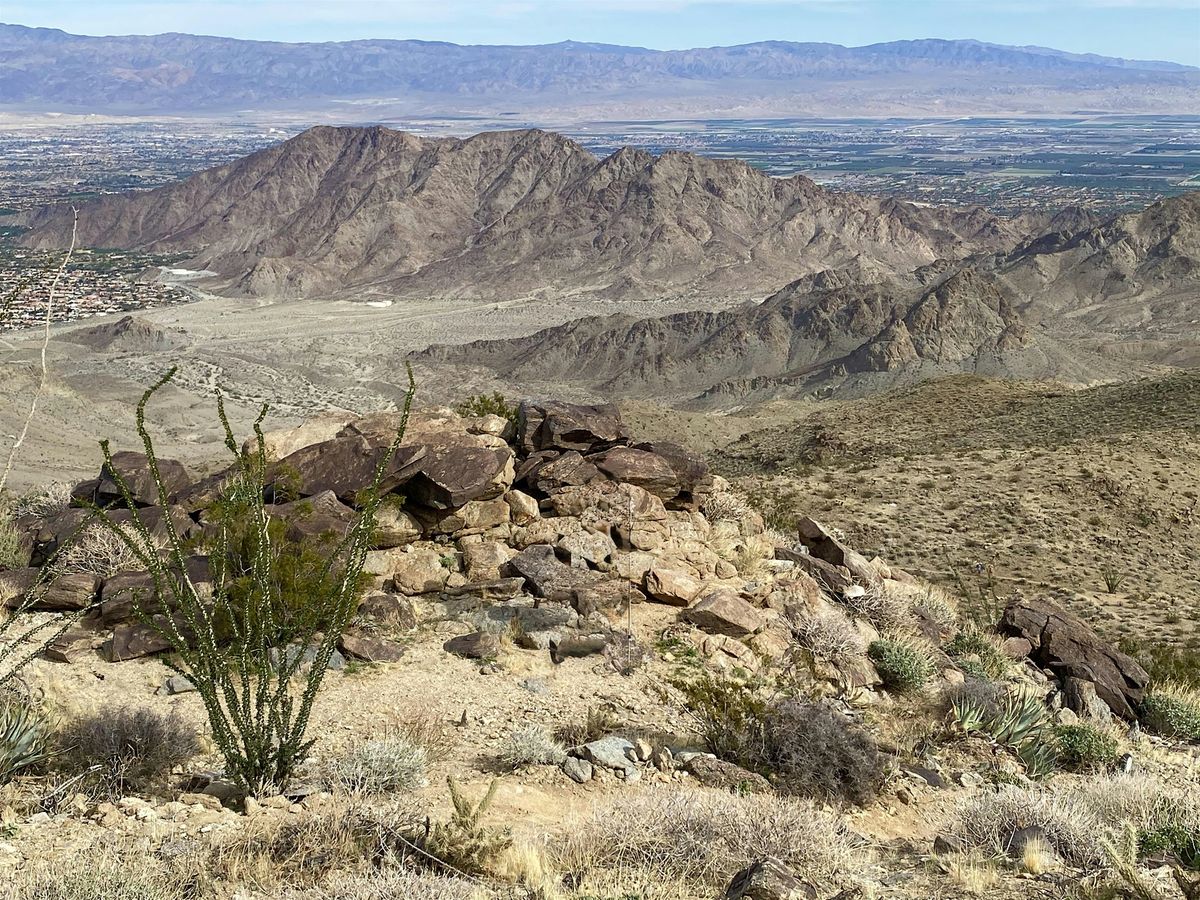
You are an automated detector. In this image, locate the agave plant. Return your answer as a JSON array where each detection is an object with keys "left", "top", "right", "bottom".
[
  {"left": 991, "top": 690, "right": 1054, "bottom": 748},
  {"left": 950, "top": 695, "right": 987, "bottom": 735},
  {"left": 0, "top": 699, "right": 50, "bottom": 784}
]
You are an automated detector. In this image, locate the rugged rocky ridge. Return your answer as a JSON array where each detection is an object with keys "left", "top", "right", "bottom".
[
  {"left": 21, "top": 125, "right": 1027, "bottom": 303},
  {"left": 419, "top": 193, "right": 1199, "bottom": 402}
]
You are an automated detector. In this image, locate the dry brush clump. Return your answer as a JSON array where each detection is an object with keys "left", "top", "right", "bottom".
[
  {"left": 0, "top": 512, "right": 25, "bottom": 571},
  {"left": 53, "top": 521, "right": 158, "bottom": 578},
  {"left": 762, "top": 699, "right": 886, "bottom": 806},
  {"left": 670, "top": 671, "right": 885, "bottom": 806},
  {"left": 789, "top": 606, "right": 866, "bottom": 661},
  {"left": 498, "top": 723, "right": 567, "bottom": 770},
  {"left": 57, "top": 704, "right": 201, "bottom": 795},
  {"left": 321, "top": 732, "right": 429, "bottom": 795},
  {"left": 840, "top": 582, "right": 916, "bottom": 633},
  {"left": 952, "top": 774, "right": 1200, "bottom": 869},
  {"left": 556, "top": 788, "right": 869, "bottom": 893}
]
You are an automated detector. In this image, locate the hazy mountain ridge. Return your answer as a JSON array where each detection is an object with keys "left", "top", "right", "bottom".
[
  {"left": 419, "top": 193, "right": 1199, "bottom": 402},
  {"left": 1, "top": 25, "right": 1196, "bottom": 116},
  {"left": 20, "top": 125, "right": 1028, "bottom": 303}
]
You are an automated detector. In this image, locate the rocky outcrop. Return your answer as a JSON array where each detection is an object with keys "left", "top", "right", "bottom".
[{"left": 999, "top": 597, "right": 1149, "bottom": 720}]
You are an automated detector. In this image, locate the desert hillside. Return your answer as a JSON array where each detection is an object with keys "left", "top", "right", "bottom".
[{"left": 2, "top": 395, "right": 1199, "bottom": 900}]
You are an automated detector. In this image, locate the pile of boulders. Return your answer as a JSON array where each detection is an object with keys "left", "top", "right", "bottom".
[
  {"left": 0, "top": 400, "right": 768, "bottom": 670},
  {"left": 0, "top": 397, "right": 1155, "bottom": 736}
]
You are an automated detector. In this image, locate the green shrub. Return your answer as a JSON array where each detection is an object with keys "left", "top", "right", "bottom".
[
  {"left": 868, "top": 637, "right": 933, "bottom": 692},
  {"left": 668, "top": 670, "right": 768, "bottom": 763},
  {"left": 1141, "top": 681, "right": 1200, "bottom": 741},
  {"left": 1139, "top": 822, "right": 1200, "bottom": 868},
  {"left": 82, "top": 366, "right": 416, "bottom": 795},
  {"left": 0, "top": 698, "right": 49, "bottom": 784},
  {"left": 454, "top": 393, "right": 517, "bottom": 427},
  {"left": 1053, "top": 723, "right": 1118, "bottom": 772},
  {"left": 1118, "top": 637, "right": 1200, "bottom": 689},
  {"left": 945, "top": 625, "right": 1009, "bottom": 680},
  {"left": 59, "top": 705, "right": 200, "bottom": 794}
]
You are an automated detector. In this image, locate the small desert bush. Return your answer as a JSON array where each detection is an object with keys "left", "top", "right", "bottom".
[
  {"left": 323, "top": 733, "right": 428, "bottom": 795},
  {"left": 701, "top": 490, "right": 752, "bottom": 527},
  {"left": 557, "top": 788, "right": 867, "bottom": 892},
  {"left": 54, "top": 521, "right": 152, "bottom": 578},
  {"left": 841, "top": 583, "right": 914, "bottom": 632},
  {"left": 498, "top": 724, "right": 566, "bottom": 770},
  {"left": 670, "top": 672, "right": 883, "bottom": 805},
  {"left": 3, "top": 852, "right": 198, "bottom": 900},
  {"left": 1138, "top": 821, "right": 1200, "bottom": 869},
  {"left": 869, "top": 637, "right": 933, "bottom": 692},
  {"left": 952, "top": 774, "right": 1200, "bottom": 868},
  {"left": 668, "top": 670, "right": 767, "bottom": 763},
  {"left": 58, "top": 705, "right": 200, "bottom": 794},
  {"left": 268, "top": 869, "right": 480, "bottom": 900},
  {"left": 945, "top": 624, "right": 1010, "bottom": 680},
  {"left": 1054, "top": 723, "right": 1119, "bottom": 773},
  {"left": 790, "top": 607, "right": 867, "bottom": 661},
  {"left": 911, "top": 584, "right": 959, "bottom": 634},
  {"left": 1119, "top": 637, "right": 1200, "bottom": 689},
  {"left": 454, "top": 393, "right": 517, "bottom": 427},
  {"left": 6, "top": 481, "right": 72, "bottom": 520},
  {"left": 1140, "top": 681, "right": 1200, "bottom": 741},
  {"left": 0, "top": 514, "right": 25, "bottom": 571},
  {"left": 1, "top": 698, "right": 50, "bottom": 784},
  {"left": 555, "top": 706, "right": 621, "bottom": 748},
  {"left": 210, "top": 796, "right": 421, "bottom": 887},
  {"left": 762, "top": 700, "right": 885, "bottom": 806}
]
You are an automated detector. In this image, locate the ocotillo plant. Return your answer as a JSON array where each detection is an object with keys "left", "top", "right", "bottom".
[{"left": 84, "top": 365, "right": 416, "bottom": 795}]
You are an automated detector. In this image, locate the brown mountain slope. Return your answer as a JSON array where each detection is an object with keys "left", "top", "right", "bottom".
[
  {"left": 990, "top": 193, "right": 1200, "bottom": 365},
  {"left": 418, "top": 194, "right": 1199, "bottom": 403},
  {"left": 21, "top": 125, "right": 1025, "bottom": 303}
]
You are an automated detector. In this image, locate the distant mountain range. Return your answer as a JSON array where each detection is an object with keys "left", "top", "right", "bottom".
[
  {"left": 0, "top": 24, "right": 1196, "bottom": 117},
  {"left": 19, "top": 125, "right": 1030, "bottom": 302}
]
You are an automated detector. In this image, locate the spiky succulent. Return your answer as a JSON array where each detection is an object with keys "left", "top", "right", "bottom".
[{"left": 0, "top": 700, "right": 50, "bottom": 784}]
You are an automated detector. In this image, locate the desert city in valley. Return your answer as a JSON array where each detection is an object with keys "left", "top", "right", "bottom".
[{"left": 0, "top": 3, "right": 1198, "bottom": 899}]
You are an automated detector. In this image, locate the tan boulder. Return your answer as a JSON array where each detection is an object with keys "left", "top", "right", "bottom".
[
  {"left": 386, "top": 546, "right": 451, "bottom": 595},
  {"left": 685, "top": 589, "right": 763, "bottom": 638},
  {"left": 461, "top": 540, "right": 516, "bottom": 582},
  {"left": 644, "top": 565, "right": 704, "bottom": 607},
  {"left": 503, "top": 490, "right": 540, "bottom": 525},
  {"left": 372, "top": 503, "right": 422, "bottom": 548}
]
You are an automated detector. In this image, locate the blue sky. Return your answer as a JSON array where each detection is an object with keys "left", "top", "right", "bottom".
[{"left": 7, "top": 0, "right": 1200, "bottom": 65}]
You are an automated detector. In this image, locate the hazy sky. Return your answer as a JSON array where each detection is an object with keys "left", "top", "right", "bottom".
[{"left": 8, "top": 0, "right": 1200, "bottom": 65}]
